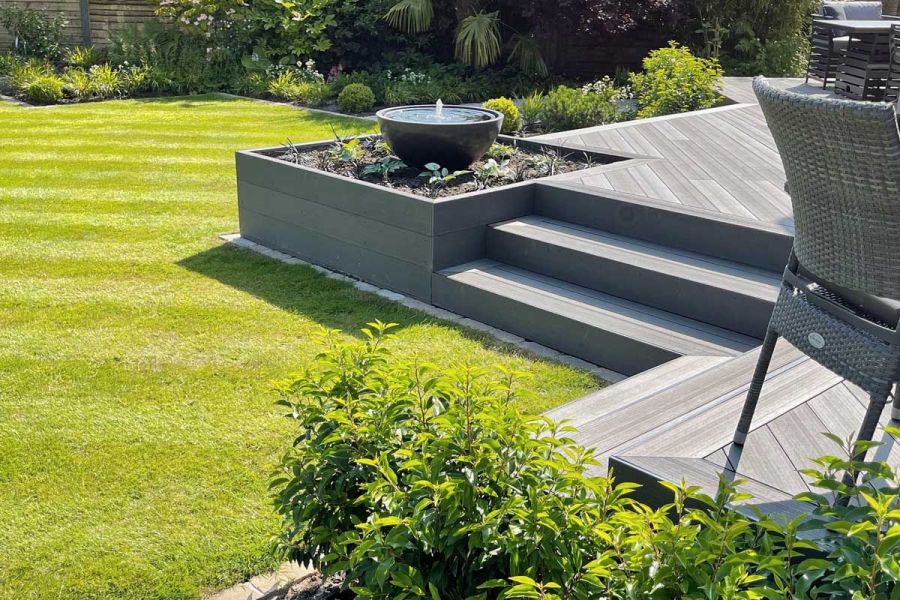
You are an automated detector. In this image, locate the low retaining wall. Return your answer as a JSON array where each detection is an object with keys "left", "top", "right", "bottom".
[{"left": 235, "top": 136, "right": 622, "bottom": 301}]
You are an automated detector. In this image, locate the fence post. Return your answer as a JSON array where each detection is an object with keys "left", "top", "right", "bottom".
[{"left": 80, "top": 0, "right": 91, "bottom": 46}]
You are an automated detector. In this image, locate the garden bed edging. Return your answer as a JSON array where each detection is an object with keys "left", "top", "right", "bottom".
[{"left": 235, "top": 135, "right": 626, "bottom": 302}]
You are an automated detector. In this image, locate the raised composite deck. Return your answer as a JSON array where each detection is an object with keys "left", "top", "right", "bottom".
[
  {"left": 532, "top": 78, "right": 834, "bottom": 231},
  {"left": 534, "top": 78, "right": 899, "bottom": 515},
  {"left": 549, "top": 340, "right": 899, "bottom": 518}
]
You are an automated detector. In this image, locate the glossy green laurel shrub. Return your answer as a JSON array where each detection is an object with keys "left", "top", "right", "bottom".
[
  {"left": 483, "top": 96, "right": 522, "bottom": 134},
  {"left": 337, "top": 82, "right": 376, "bottom": 113},
  {"left": 272, "top": 323, "right": 900, "bottom": 600},
  {"left": 630, "top": 42, "right": 724, "bottom": 118}
]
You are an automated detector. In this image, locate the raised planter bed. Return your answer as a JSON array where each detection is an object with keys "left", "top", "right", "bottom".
[{"left": 236, "top": 135, "right": 625, "bottom": 301}]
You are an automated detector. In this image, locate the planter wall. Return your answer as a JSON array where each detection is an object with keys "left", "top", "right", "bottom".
[{"left": 235, "top": 136, "right": 622, "bottom": 302}]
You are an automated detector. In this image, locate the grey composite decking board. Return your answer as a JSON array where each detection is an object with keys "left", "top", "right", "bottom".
[
  {"left": 433, "top": 259, "right": 756, "bottom": 375},
  {"left": 431, "top": 184, "right": 534, "bottom": 235},
  {"left": 487, "top": 216, "right": 780, "bottom": 337},
  {"left": 530, "top": 79, "right": 836, "bottom": 228},
  {"left": 808, "top": 382, "right": 900, "bottom": 466},
  {"left": 236, "top": 149, "right": 541, "bottom": 301},
  {"left": 610, "top": 456, "right": 812, "bottom": 521},
  {"left": 236, "top": 151, "right": 434, "bottom": 235},
  {"left": 533, "top": 183, "right": 794, "bottom": 272},
  {"left": 239, "top": 209, "right": 432, "bottom": 299},
  {"left": 713, "top": 425, "right": 811, "bottom": 495},
  {"left": 620, "top": 358, "right": 843, "bottom": 459},
  {"left": 238, "top": 181, "right": 434, "bottom": 268},
  {"left": 545, "top": 355, "right": 730, "bottom": 428},
  {"left": 568, "top": 342, "right": 803, "bottom": 456},
  {"left": 766, "top": 403, "right": 842, "bottom": 488},
  {"left": 572, "top": 337, "right": 899, "bottom": 515}
]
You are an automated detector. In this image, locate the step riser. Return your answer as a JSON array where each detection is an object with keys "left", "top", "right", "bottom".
[
  {"left": 486, "top": 228, "right": 773, "bottom": 338},
  {"left": 534, "top": 183, "right": 793, "bottom": 272},
  {"left": 432, "top": 273, "right": 680, "bottom": 375}
]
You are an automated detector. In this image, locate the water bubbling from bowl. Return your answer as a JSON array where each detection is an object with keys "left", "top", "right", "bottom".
[{"left": 385, "top": 106, "right": 491, "bottom": 124}]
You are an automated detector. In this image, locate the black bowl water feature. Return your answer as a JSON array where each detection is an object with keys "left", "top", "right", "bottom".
[{"left": 376, "top": 101, "right": 504, "bottom": 170}]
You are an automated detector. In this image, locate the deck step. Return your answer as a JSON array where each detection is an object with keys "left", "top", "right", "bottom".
[
  {"left": 546, "top": 355, "right": 731, "bottom": 428},
  {"left": 433, "top": 259, "right": 758, "bottom": 375},
  {"left": 487, "top": 216, "right": 781, "bottom": 338},
  {"left": 534, "top": 182, "right": 794, "bottom": 272}
]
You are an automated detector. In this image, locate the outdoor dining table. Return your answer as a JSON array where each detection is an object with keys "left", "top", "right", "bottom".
[{"left": 813, "top": 18, "right": 896, "bottom": 100}]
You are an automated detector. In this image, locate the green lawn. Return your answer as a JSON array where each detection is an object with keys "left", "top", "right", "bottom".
[{"left": 0, "top": 96, "right": 599, "bottom": 600}]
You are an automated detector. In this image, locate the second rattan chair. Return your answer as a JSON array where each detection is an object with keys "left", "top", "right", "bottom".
[{"left": 735, "top": 78, "right": 900, "bottom": 477}]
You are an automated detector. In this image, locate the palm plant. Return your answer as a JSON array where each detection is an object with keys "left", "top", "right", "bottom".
[{"left": 384, "top": 0, "right": 547, "bottom": 75}]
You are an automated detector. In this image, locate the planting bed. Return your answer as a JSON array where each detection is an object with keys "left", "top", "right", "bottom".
[
  {"left": 236, "top": 135, "right": 625, "bottom": 301},
  {"left": 266, "top": 135, "right": 597, "bottom": 198}
]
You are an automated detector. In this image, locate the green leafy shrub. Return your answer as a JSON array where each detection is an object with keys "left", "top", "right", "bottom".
[
  {"left": 0, "top": 52, "right": 21, "bottom": 76},
  {"left": 108, "top": 21, "right": 242, "bottom": 94},
  {"left": 331, "top": 71, "right": 386, "bottom": 104},
  {"left": 291, "top": 82, "right": 329, "bottom": 106},
  {"left": 533, "top": 84, "right": 621, "bottom": 132},
  {"left": 0, "top": 5, "right": 67, "bottom": 59},
  {"left": 693, "top": 0, "right": 815, "bottom": 76},
  {"left": 16, "top": 71, "right": 64, "bottom": 104},
  {"left": 64, "top": 46, "right": 100, "bottom": 69},
  {"left": 483, "top": 97, "right": 521, "bottom": 134},
  {"left": 520, "top": 90, "right": 543, "bottom": 131},
  {"left": 724, "top": 34, "right": 810, "bottom": 77},
  {"left": 630, "top": 43, "right": 724, "bottom": 118},
  {"left": 238, "top": 71, "right": 271, "bottom": 97},
  {"left": 118, "top": 64, "right": 161, "bottom": 96},
  {"left": 272, "top": 322, "right": 900, "bottom": 600},
  {"left": 337, "top": 82, "right": 375, "bottom": 113},
  {"left": 268, "top": 70, "right": 298, "bottom": 99},
  {"left": 385, "top": 79, "right": 463, "bottom": 106},
  {"left": 268, "top": 71, "right": 329, "bottom": 106},
  {"left": 62, "top": 68, "right": 92, "bottom": 100},
  {"left": 86, "top": 64, "right": 123, "bottom": 99}
]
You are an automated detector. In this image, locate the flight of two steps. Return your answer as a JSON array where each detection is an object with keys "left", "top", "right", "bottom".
[{"left": 432, "top": 194, "right": 789, "bottom": 376}]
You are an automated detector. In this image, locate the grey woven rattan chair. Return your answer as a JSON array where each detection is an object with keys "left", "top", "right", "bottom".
[
  {"left": 884, "top": 24, "right": 900, "bottom": 102},
  {"left": 735, "top": 78, "right": 900, "bottom": 479}
]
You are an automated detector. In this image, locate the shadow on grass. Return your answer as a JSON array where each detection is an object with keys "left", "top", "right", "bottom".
[
  {"left": 131, "top": 93, "right": 246, "bottom": 106},
  {"left": 178, "top": 243, "right": 517, "bottom": 351}
]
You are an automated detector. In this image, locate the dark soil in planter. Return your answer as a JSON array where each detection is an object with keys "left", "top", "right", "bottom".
[{"left": 265, "top": 136, "right": 597, "bottom": 199}]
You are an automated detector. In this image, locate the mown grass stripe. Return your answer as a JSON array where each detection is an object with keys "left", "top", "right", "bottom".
[{"left": 0, "top": 95, "right": 599, "bottom": 600}]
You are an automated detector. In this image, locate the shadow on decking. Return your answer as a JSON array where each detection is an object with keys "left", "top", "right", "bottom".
[{"left": 177, "top": 242, "right": 557, "bottom": 361}]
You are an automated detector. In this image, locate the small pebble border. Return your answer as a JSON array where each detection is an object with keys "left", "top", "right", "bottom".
[{"left": 219, "top": 233, "right": 624, "bottom": 383}]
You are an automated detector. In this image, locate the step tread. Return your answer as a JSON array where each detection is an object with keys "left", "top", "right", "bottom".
[
  {"left": 439, "top": 259, "right": 759, "bottom": 358},
  {"left": 545, "top": 355, "right": 732, "bottom": 428},
  {"left": 490, "top": 215, "right": 782, "bottom": 301}
]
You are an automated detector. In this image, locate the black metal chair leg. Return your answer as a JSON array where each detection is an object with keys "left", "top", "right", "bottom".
[
  {"left": 733, "top": 328, "right": 779, "bottom": 446},
  {"left": 891, "top": 384, "right": 899, "bottom": 422},
  {"left": 838, "top": 393, "right": 889, "bottom": 502}
]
